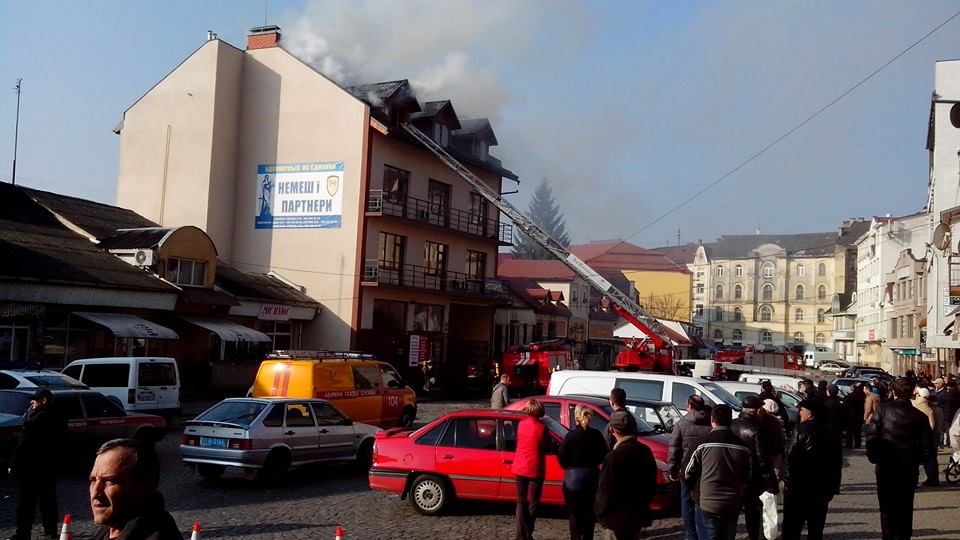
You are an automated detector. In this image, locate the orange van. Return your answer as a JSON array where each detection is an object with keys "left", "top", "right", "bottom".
[{"left": 251, "top": 351, "right": 417, "bottom": 428}]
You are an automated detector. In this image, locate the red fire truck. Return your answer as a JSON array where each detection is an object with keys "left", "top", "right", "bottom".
[
  {"left": 501, "top": 339, "right": 575, "bottom": 392},
  {"left": 714, "top": 346, "right": 807, "bottom": 379}
]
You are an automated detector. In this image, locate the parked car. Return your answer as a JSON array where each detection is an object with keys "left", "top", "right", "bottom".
[
  {"left": 737, "top": 373, "right": 806, "bottom": 392},
  {"left": 842, "top": 367, "right": 894, "bottom": 382},
  {"left": 0, "top": 369, "right": 86, "bottom": 390},
  {"left": 547, "top": 371, "right": 742, "bottom": 411},
  {"left": 506, "top": 394, "right": 679, "bottom": 511},
  {"left": 62, "top": 357, "right": 180, "bottom": 418},
  {"left": 180, "top": 397, "right": 380, "bottom": 482},
  {"left": 715, "top": 381, "right": 802, "bottom": 426},
  {"left": 833, "top": 377, "right": 873, "bottom": 397},
  {"left": 0, "top": 388, "right": 166, "bottom": 467},
  {"left": 816, "top": 360, "right": 851, "bottom": 374}
]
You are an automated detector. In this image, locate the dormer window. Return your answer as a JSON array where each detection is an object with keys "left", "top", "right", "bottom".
[
  {"left": 388, "top": 107, "right": 409, "bottom": 127},
  {"left": 473, "top": 139, "right": 488, "bottom": 159},
  {"left": 432, "top": 122, "right": 449, "bottom": 146}
]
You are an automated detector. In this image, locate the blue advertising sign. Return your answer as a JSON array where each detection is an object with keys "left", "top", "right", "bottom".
[{"left": 255, "top": 161, "right": 344, "bottom": 229}]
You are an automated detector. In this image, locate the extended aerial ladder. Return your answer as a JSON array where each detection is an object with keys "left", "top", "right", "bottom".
[{"left": 402, "top": 123, "right": 675, "bottom": 372}]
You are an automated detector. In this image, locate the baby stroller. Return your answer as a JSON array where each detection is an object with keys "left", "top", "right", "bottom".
[{"left": 946, "top": 451, "right": 960, "bottom": 484}]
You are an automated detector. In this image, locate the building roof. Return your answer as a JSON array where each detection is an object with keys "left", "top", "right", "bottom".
[
  {"left": 0, "top": 184, "right": 175, "bottom": 293},
  {"left": 651, "top": 243, "right": 700, "bottom": 266},
  {"left": 497, "top": 259, "right": 575, "bottom": 280},
  {"left": 502, "top": 277, "right": 571, "bottom": 317},
  {"left": 25, "top": 187, "right": 159, "bottom": 240},
  {"left": 216, "top": 263, "right": 320, "bottom": 307},
  {"left": 454, "top": 118, "right": 498, "bottom": 145},
  {"left": 707, "top": 232, "right": 839, "bottom": 259},
  {"left": 570, "top": 241, "right": 687, "bottom": 272},
  {"left": 346, "top": 80, "right": 420, "bottom": 111},
  {"left": 836, "top": 220, "right": 871, "bottom": 247},
  {"left": 98, "top": 228, "right": 175, "bottom": 250}
]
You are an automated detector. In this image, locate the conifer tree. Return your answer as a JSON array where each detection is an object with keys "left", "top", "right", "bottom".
[{"left": 512, "top": 178, "right": 571, "bottom": 259}]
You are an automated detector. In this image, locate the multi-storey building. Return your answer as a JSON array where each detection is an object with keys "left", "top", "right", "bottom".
[
  {"left": 885, "top": 249, "right": 926, "bottom": 374},
  {"left": 113, "top": 26, "right": 516, "bottom": 388}
]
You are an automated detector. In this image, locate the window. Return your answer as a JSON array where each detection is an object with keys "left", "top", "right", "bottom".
[
  {"left": 266, "top": 321, "right": 292, "bottom": 350},
  {"left": 380, "top": 365, "right": 404, "bottom": 389},
  {"left": 82, "top": 364, "right": 130, "bottom": 388},
  {"left": 817, "top": 285, "right": 827, "bottom": 300},
  {"left": 817, "top": 262, "right": 826, "bottom": 277},
  {"left": 424, "top": 242, "right": 447, "bottom": 276},
  {"left": 714, "top": 307, "right": 723, "bottom": 321},
  {"left": 695, "top": 304, "right": 704, "bottom": 317},
  {"left": 439, "top": 418, "right": 498, "bottom": 451},
  {"left": 793, "top": 332, "right": 804, "bottom": 344},
  {"left": 733, "top": 307, "right": 742, "bottom": 321},
  {"left": 762, "top": 284, "right": 774, "bottom": 301},
  {"left": 543, "top": 402, "right": 562, "bottom": 424},
  {"left": 82, "top": 394, "right": 124, "bottom": 419},
  {"left": 715, "top": 285, "right": 724, "bottom": 300},
  {"left": 416, "top": 421, "right": 448, "bottom": 446},
  {"left": 500, "top": 418, "right": 520, "bottom": 452},
  {"left": 795, "top": 285, "right": 805, "bottom": 300},
  {"left": 285, "top": 403, "right": 316, "bottom": 427},
  {"left": 413, "top": 303, "right": 444, "bottom": 332},
  {"left": 713, "top": 329, "right": 723, "bottom": 340},
  {"left": 815, "top": 332, "right": 826, "bottom": 344},
  {"left": 432, "top": 122, "right": 450, "bottom": 146},
  {"left": 732, "top": 329, "right": 743, "bottom": 341},
  {"left": 759, "top": 305, "right": 773, "bottom": 322},
  {"left": 138, "top": 362, "right": 177, "bottom": 386},
  {"left": 56, "top": 395, "right": 84, "bottom": 421},
  {"left": 262, "top": 404, "right": 285, "bottom": 427},
  {"left": 353, "top": 366, "right": 382, "bottom": 390},
  {"left": 312, "top": 402, "right": 348, "bottom": 426},
  {"left": 62, "top": 365, "right": 82, "bottom": 380},
  {"left": 671, "top": 382, "right": 699, "bottom": 410},
  {"left": 372, "top": 300, "right": 406, "bottom": 331},
  {"left": 761, "top": 330, "right": 773, "bottom": 343},
  {"left": 378, "top": 232, "right": 406, "bottom": 270},
  {"left": 615, "top": 379, "right": 664, "bottom": 401},
  {"left": 797, "top": 264, "right": 805, "bottom": 277},
  {"left": 465, "top": 251, "right": 486, "bottom": 281},
  {"left": 762, "top": 263, "right": 774, "bottom": 278},
  {"left": 166, "top": 257, "right": 207, "bottom": 287},
  {"left": 469, "top": 193, "right": 488, "bottom": 226},
  {"left": 383, "top": 165, "right": 409, "bottom": 205},
  {"left": 795, "top": 308, "right": 804, "bottom": 322},
  {"left": 716, "top": 266, "right": 725, "bottom": 277},
  {"left": 817, "top": 309, "right": 826, "bottom": 324},
  {"left": 696, "top": 283, "right": 704, "bottom": 295},
  {"left": 734, "top": 284, "right": 743, "bottom": 299},
  {"left": 428, "top": 180, "right": 451, "bottom": 220},
  {"left": 735, "top": 265, "right": 743, "bottom": 277}
]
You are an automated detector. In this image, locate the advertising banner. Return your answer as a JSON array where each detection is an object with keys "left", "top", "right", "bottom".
[{"left": 255, "top": 161, "right": 343, "bottom": 229}]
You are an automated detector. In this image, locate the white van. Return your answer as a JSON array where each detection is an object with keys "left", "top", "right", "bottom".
[
  {"left": 62, "top": 357, "right": 181, "bottom": 418},
  {"left": 802, "top": 350, "right": 840, "bottom": 367},
  {"left": 547, "top": 371, "right": 742, "bottom": 411},
  {"left": 738, "top": 373, "right": 805, "bottom": 392}
]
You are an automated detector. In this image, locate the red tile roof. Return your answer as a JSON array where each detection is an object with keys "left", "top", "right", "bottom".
[
  {"left": 497, "top": 259, "right": 575, "bottom": 280},
  {"left": 651, "top": 243, "right": 699, "bottom": 266},
  {"left": 571, "top": 241, "right": 688, "bottom": 273}
]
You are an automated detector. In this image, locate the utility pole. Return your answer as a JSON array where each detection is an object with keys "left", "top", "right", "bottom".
[
  {"left": 677, "top": 228, "right": 681, "bottom": 247},
  {"left": 11, "top": 78, "right": 22, "bottom": 185}
]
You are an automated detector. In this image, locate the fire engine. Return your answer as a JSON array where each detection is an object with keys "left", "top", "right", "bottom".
[
  {"left": 501, "top": 339, "right": 574, "bottom": 392},
  {"left": 713, "top": 346, "right": 809, "bottom": 379},
  {"left": 401, "top": 124, "right": 677, "bottom": 375}
]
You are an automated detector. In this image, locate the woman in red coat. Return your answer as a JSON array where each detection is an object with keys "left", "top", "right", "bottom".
[{"left": 514, "top": 399, "right": 549, "bottom": 540}]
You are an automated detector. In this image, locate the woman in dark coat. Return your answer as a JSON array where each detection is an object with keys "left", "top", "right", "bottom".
[{"left": 558, "top": 405, "right": 608, "bottom": 540}]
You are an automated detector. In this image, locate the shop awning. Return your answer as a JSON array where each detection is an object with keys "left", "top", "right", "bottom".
[
  {"left": 73, "top": 312, "right": 179, "bottom": 340},
  {"left": 181, "top": 317, "right": 270, "bottom": 342}
]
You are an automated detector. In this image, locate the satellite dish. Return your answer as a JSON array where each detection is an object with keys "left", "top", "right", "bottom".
[{"left": 933, "top": 222, "right": 951, "bottom": 251}]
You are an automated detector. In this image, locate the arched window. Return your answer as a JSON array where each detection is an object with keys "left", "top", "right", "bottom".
[
  {"left": 713, "top": 329, "right": 723, "bottom": 340},
  {"left": 817, "top": 262, "right": 826, "bottom": 277},
  {"left": 734, "top": 284, "right": 743, "bottom": 299},
  {"left": 733, "top": 307, "right": 742, "bottom": 321},
  {"left": 762, "top": 262, "right": 774, "bottom": 278},
  {"left": 817, "top": 309, "right": 826, "bottom": 323},
  {"left": 714, "top": 307, "right": 723, "bottom": 321},
  {"left": 761, "top": 330, "right": 773, "bottom": 343},
  {"left": 715, "top": 284, "right": 724, "bottom": 300},
  {"left": 795, "top": 308, "right": 804, "bottom": 322},
  {"left": 759, "top": 305, "right": 773, "bottom": 322},
  {"left": 797, "top": 264, "right": 805, "bottom": 277},
  {"left": 716, "top": 265, "right": 725, "bottom": 277},
  {"left": 735, "top": 265, "right": 743, "bottom": 277},
  {"left": 817, "top": 284, "right": 827, "bottom": 300},
  {"left": 795, "top": 284, "right": 805, "bottom": 300},
  {"left": 732, "top": 329, "right": 743, "bottom": 341},
  {"left": 762, "top": 284, "right": 774, "bottom": 301},
  {"left": 816, "top": 332, "right": 826, "bottom": 344},
  {"left": 793, "top": 332, "right": 805, "bottom": 344}
]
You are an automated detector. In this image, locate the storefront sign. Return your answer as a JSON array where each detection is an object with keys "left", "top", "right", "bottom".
[
  {"left": 255, "top": 161, "right": 344, "bottom": 229},
  {"left": 0, "top": 303, "right": 44, "bottom": 319},
  {"left": 868, "top": 329, "right": 876, "bottom": 341},
  {"left": 409, "top": 335, "right": 429, "bottom": 367},
  {"left": 258, "top": 304, "right": 291, "bottom": 321}
]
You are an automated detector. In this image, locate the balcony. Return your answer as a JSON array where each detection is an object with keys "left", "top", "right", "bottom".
[
  {"left": 362, "top": 260, "right": 511, "bottom": 303},
  {"left": 367, "top": 190, "right": 512, "bottom": 245}
]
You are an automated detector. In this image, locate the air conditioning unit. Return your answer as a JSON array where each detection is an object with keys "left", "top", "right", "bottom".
[{"left": 134, "top": 249, "right": 154, "bottom": 266}]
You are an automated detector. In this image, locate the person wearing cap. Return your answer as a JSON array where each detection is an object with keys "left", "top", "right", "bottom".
[
  {"left": 730, "top": 395, "right": 779, "bottom": 540},
  {"left": 595, "top": 409, "right": 657, "bottom": 540},
  {"left": 605, "top": 388, "right": 637, "bottom": 449},
  {"left": 823, "top": 384, "right": 846, "bottom": 434},
  {"left": 668, "top": 394, "right": 712, "bottom": 540},
  {"left": 911, "top": 387, "right": 939, "bottom": 487},
  {"left": 866, "top": 378, "right": 935, "bottom": 540},
  {"left": 758, "top": 380, "right": 790, "bottom": 428},
  {"left": 757, "top": 399, "right": 787, "bottom": 480},
  {"left": 7, "top": 388, "right": 67, "bottom": 540}
]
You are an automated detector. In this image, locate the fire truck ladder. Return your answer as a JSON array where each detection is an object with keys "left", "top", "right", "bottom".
[{"left": 402, "top": 123, "right": 673, "bottom": 350}]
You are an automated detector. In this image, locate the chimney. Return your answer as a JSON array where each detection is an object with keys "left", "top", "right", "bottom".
[{"left": 248, "top": 25, "right": 281, "bottom": 50}]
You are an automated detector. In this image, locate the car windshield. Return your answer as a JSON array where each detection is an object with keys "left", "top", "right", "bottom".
[
  {"left": 619, "top": 404, "right": 666, "bottom": 434},
  {"left": 25, "top": 375, "right": 86, "bottom": 388},
  {"left": 0, "top": 392, "right": 31, "bottom": 416},
  {"left": 700, "top": 382, "right": 743, "bottom": 409},
  {"left": 196, "top": 401, "right": 267, "bottom": 427}
]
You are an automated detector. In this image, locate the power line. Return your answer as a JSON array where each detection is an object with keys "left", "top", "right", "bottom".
[{"left": 624, "top": 7, "right": 960, "bottom": 241}]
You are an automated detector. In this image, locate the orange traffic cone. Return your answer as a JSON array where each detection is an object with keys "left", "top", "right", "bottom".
[
  {"left": 59, "top": 514, "right": 72, "bottom": 540},
  {"left": 190, "top": 520, "right": 201, "bottom": 540},
  {"left": 334, "top": 526, "right": 344, "bottom": 540}
]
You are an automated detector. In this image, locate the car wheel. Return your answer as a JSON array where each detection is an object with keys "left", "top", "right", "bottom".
[
  {"left": 400, "top": 407, "right": 416, "bottom": 428},
  {"left": 197, "top": 464, "right": 226, "bottom": 481},
  {"left": 409, "top": 474, "right": 451, "bottom": 516},
  {"left": 355, "top": 439, "right": 374, "bottom": 470},
  {"left": 258, "top": 449, "right": 290, "bottom": 484}
]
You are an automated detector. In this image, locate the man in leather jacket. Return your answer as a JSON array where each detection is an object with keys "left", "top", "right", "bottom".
[
  {"left": 730, "top": 395, "right": 779, "bottom": 540},
  {"left": 867, "top": 378, "right": 935, "bottom": 540},
  {"left": 782, "top": 399, "right": 842, "bottom": 540},
  {"left": 668, "top": 395, "right": 712, "bottom": 540}
]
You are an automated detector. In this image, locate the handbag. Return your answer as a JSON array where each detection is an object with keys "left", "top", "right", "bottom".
[
  {"left": 759, "top": 491, "right": 779, "bottom": 540},
  {"left": 563, "top": 467, "right": 596, "bottom": 492}
]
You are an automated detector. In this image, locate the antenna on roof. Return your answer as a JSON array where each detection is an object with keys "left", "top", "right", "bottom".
[
  {"left": 11, "top": 78, "right": 21, "bottom": 185},
  {"left": 264, "top": 0, "right": 268, "bottom": 25}
]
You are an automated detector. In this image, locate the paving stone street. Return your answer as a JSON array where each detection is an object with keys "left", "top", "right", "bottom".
[{"left": 2, "top": 400, "right": 958, "bottom": 539}]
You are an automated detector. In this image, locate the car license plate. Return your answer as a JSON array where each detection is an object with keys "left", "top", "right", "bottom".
[{"left": 200, "top": 437, "right": 228, "bottom": 449}]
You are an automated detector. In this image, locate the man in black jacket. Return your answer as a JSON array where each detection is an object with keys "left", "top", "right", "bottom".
[
  {"left": 867, "top": 378, "right": 935, "bottom": 540},
  {"left": 730, "top": 395, "right": 779, "bottom": 540},
  {"left": 595, "top": 411, "right": 657, "bottom": 540},
  {"left": 8, "top": 388, "right": 67, "bottom": 540},
  {"left": 668, "top": 395, "right": 711, "bottom": 540},
  {"left": 782, "top": 399, "right": 842, "bottom": 540},
  {"left": 685, "top": 405, "right": 753, "bottom": 540},
  {"left": 758, "top": 380, "right": 790, "bottom": 428},
  {"left": 822, "top": 384, "right": 846, "bottom": 434}
]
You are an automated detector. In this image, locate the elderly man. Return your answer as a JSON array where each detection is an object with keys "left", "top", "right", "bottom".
[
  {"left": 595, "top": 410, "right": 657, "bottom": 540},
  {"left": 89, "top": 439, "right": 181, "bottom": 540},
  {"left": 490, "top": 374, "right": 511, "bottom": 409},
  {"left": 731, "top": 395, "right": 779, "bottom": 540}
]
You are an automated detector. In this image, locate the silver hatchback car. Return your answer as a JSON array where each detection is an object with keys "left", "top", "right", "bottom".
[{"left": 180, "top": 397, "right": 380, "bottom": 481}]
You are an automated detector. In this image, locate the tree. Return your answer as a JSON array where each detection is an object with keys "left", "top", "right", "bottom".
[{"left": 512, "top": 178, "right": 571, "bottom": 259}]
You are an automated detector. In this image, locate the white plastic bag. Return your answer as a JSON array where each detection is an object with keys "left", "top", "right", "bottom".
[{"left": 759, "top": 491, "right": 779, "bottom": 540}]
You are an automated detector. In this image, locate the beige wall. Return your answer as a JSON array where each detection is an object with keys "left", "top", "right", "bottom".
[{"left": 157, "top": 226, "right": 219, "bottom": 288}]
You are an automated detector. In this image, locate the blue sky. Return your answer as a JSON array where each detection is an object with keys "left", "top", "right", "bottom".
[{"left": 2, "top": 1, "right": 959, "bottom": 248}]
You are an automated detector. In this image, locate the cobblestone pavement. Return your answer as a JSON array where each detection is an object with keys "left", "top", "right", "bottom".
[{"left": 2, "top": 400, "right": 958, "bottom": 539}]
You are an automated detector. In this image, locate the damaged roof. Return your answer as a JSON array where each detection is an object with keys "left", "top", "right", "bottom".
[
  {"left": 25, "top": 187, "right": 159, "bottom": 240},
  {"left": 216, "top": 263, "right": 320, "bottom": 307}
]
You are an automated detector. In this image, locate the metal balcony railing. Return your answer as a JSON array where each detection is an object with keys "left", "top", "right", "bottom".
[
  {"left": 361, "top": 259, "right": 511, "bottom": 302},
  {"left": 366, "top": 189, "right": 513, "bottom": 244}
]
